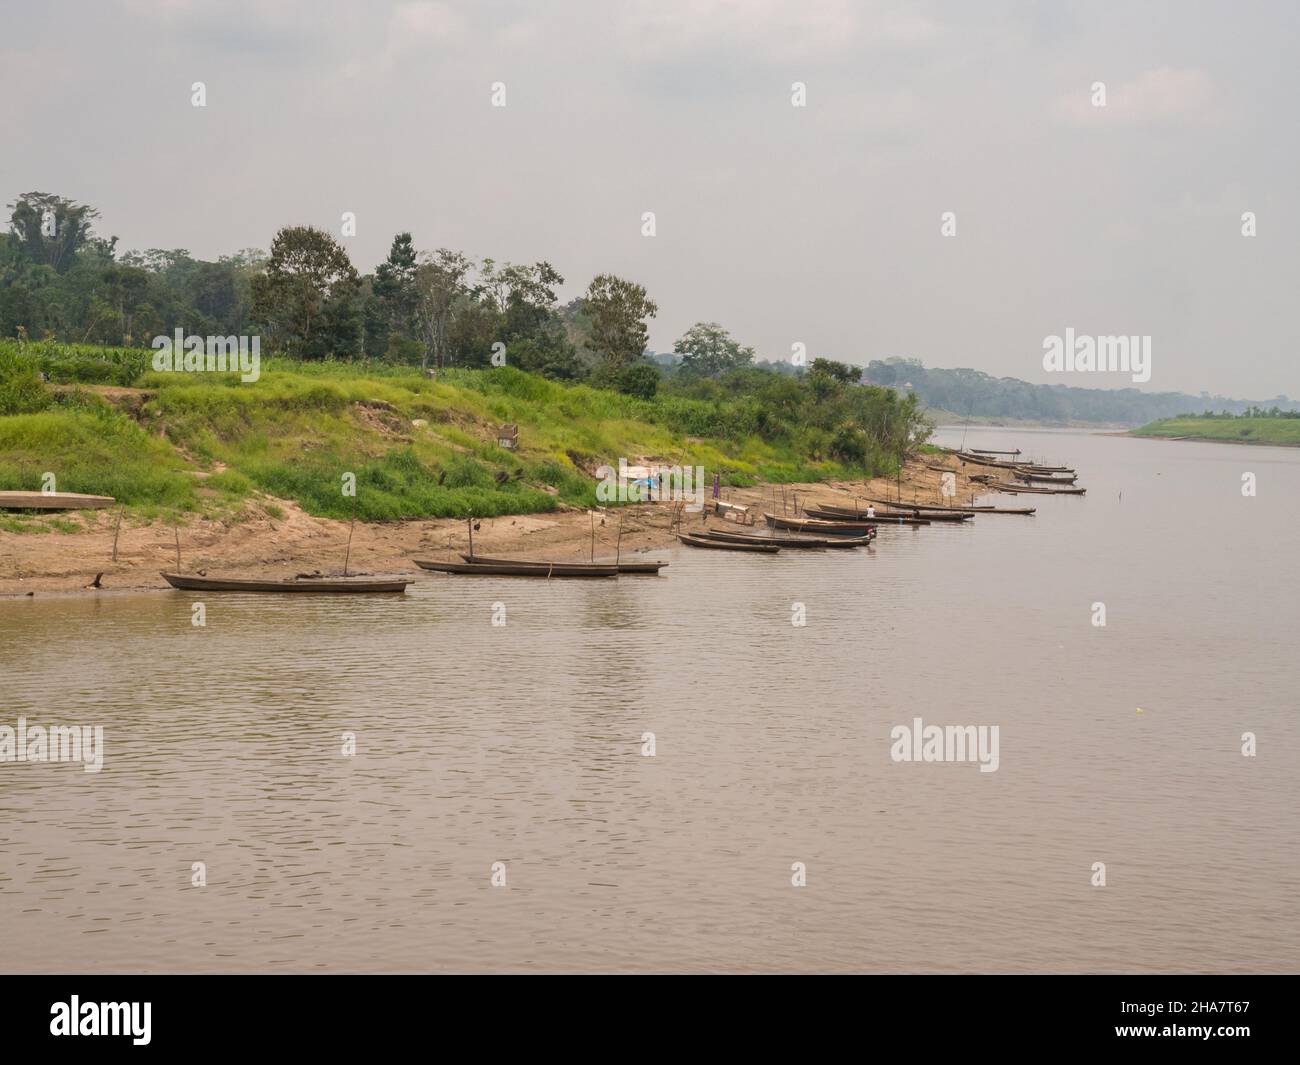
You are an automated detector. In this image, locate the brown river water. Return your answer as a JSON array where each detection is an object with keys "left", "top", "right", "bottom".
[{"left": 1, "top": 428, "right": 1297, "bottom": 972}]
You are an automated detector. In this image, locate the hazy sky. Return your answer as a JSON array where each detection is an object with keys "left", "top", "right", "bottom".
[{"left": 4, "top": 0, "right": 1296, "bottom": 397}]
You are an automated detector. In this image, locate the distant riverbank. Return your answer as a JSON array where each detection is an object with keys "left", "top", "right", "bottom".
[{"left": 1131, "top": 415, "right": 1300, "bottom": 447}]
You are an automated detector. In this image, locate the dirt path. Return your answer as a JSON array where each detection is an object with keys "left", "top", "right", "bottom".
[{"left": 0, "top": 455, "right": 982, "bottom": 597}]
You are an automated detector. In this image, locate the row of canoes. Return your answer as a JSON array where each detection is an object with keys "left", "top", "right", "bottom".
[{"left": 161, "top": 553, "right": 671, "bottom": 590}]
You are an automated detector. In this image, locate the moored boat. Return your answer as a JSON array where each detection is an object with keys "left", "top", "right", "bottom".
[
  {"left": 460, "top": 553, "right": 667, "bottom": 574},
  {"left": 765, "top": 512, "right": 880, "bottom": 534},
  {"left": 677, "top": 533, "right": 780, "bottom": 552},
  {"left": 415, "top": 559, "right": 619, "bottom": 577},
  {"left": 799, "top": 507, "right": 928, "bottom": 527},
  {"left": 690, "top": 529, "right": 869, "bottom": 549},
  {"left": 811, "top": 503, "right": 971, "bottom": 522},
  {"left": 161, "top": 571, "right": 410, "bottom": 593}
]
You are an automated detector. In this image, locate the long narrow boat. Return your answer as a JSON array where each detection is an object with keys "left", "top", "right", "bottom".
[
  {"left": 161, "top": 571, "right": 411, "bottom": 593},
  {"left": 460, "top": 553, "right": 667, "bottom": 574},
  {"left": 953, "top": 453, "right": 1075, "bottom": 475},
  {"left": 861, "top": 497, "right": 1038, "bottom": 516},
  {"left": 765, "top": 513, "right": 881, "bottom": 534},
  {"left": 1, "top": 490, "right": 116, "bottom": 511},
  {"left": 811, "top": 503, "right": 971, "bottom": 523},
  {"left": 968, "top": 448, "right": 1021, "bottom": 456},
  {"left": 415, "top": 559, "right": 618, "bottom": 577},
  {"left": 1015, "top": 471, "right": 1077, "bottom": 485},
  {"left": 677, "top": 533, "right": 780, "bottom": 553},
  {"left": 690, "top": 529, "right": 869, "bottom": 549},
  {"left": 982, "top": 480, "right": 1086, "bottom": 495},
  {"left": 799, "top": 507, "right": 928, "bottom": 527}
]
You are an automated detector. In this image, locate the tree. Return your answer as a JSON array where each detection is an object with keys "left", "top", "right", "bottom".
[
  {"left": 251, "top": 226, "right": 360, "bottom": 357},
  {"left": 673, "top": 321, "right": 755, "bottom": 378},
  {"left": 371, "top": 232, "right": 419, "bottom": 340},
  {"left": 582, "top": 274, "right": 657, "bottom": 370},
  {"left": 411, "top": 249, "right": 472, "bottom": 371},
  {"left": 7, "top": 192, "right": 100, "bottom": 274}
]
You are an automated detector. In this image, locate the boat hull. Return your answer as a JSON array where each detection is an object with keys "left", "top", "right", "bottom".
[
  {"left": 160, "top": 572, "right": 410, "bottom": 593},
  {"left": 677, "top": 533, "right": 779, "bottom": 553},
  {"left": 460, "top": 554, "right": 666, "bottom": 574},
  {"left": 416, "top": 560, "right": 618, "bottom": 577}
]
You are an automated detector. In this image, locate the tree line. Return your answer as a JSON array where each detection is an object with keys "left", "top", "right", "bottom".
[
  {"left": 866, "top": 357, "right": 1299, "bottom": 426},
  {"left": 1, "top": 192, "right": 930, "bottom": 464},
  {"left": 0, "top": 192, "right": 763, "bottom": 394}
]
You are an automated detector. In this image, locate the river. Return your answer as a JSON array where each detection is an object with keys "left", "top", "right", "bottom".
[{"left": 1, "top": 428, "right": 1296, "bottom": 972}]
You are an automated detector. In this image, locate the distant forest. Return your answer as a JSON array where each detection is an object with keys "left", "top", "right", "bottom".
[{"left": 862, "top": 358, "right": 1299, "bottom": 427}]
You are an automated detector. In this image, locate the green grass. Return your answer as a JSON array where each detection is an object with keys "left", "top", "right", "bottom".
[
  {"left": 1132, "top": 416, "right": 1300, "bottom": 447},
  {"left": 1, "top": 341, "right": 888, "bottom": 523}
]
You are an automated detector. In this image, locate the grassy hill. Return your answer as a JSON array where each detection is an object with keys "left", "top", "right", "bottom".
[{"left": 0, "top": 340, "right": 902, "bottom": 528}]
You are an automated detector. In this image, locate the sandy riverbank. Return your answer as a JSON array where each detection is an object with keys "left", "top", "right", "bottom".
[{"left": 0, "top": 455, "right": 981, "bottom": 598}]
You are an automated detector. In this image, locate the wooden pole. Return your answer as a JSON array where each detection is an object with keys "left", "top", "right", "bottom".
[
  {"left": 174, "top": 527, "right": 181, "bottom": 572},
  {"left": 467, "top": 515, "right": 474, "bottom": 559},
  {"left": 616, "top": 511, "right": 624, "bottom": 565},
  {"left": 590, "top": 511, "right": 596, "bottom": 562},
  {"left": 343, "top": 497, "right": 357, "bottom": 576},
  {"left": 111, "top": 504, "right": 125, "bottom": 562}
]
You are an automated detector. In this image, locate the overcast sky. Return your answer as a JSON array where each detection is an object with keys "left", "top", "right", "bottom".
[{"left": 4, "top": 0, "right": 1296, "bottom": 397}]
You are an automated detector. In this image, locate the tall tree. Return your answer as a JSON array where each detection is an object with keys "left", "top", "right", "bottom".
[
  {"left": 251, "top": 226, "right": 360, "bottom": 357},
  {"left": 7, "top": 192, "right": 100, "bottom": 274},
  {"left": 673, "top": 322, "right": 755, "bottom": 378},
  {"left": 411, "top": 249, "right": 472, "bottom": 372},
  {"left": 582, "top": 274, "right": 657, "bottom": 370}
]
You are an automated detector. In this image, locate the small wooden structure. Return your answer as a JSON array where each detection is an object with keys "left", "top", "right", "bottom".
[
  {"left": 497, "top": 424, "right": 519, "bottom": 450},
  {"left": 713, "top": 500, "right": 753, "bottom": 525},
  {"left": 0, "top": 491, "right": 115, "bottom": 511}
]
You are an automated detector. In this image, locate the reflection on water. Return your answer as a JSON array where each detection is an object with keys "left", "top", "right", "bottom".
[{"left": 1, "top": 429, "right": 1297, "bottom": 972}]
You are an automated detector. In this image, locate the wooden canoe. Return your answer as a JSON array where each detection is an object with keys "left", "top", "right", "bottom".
[
  {"left": 161, "top": 571, "right": 410, "bottom": 593},
  {"left": 690, "top": 529, "right": 869, "bottom": 549},
  {"left": 0, "top": 491, "right": 116, "bottom": 511},
  {"left": 677, "top": 533, "right": 780, "bottom": 553},
  {"left": 811, "top": 503, "right": 971, "bottom": 523},
  {"left": 859, "top": 497, "right": 1036, "bottom": 515},
  {"left": 765, "top": 513, "right": 881, "bottom": 534},
  {"left": 1015, "top": 472, "right": 1077, "bottom": 485},
  {"left": 799, "top": 507, "right": 928, "bottom": 527},
  {"left": 460, "top": 553, "right": 667, "bottom": 574},
  {"left": 415, "top": 559, "right": 618, "bottom": 577},
  {"left": 983, "top": 480, "right": 1086, "bottom": 495}
]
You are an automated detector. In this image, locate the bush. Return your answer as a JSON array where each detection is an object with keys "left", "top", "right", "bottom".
[{"left": 617, "top": 363, "right": 660, "bottom": 400}]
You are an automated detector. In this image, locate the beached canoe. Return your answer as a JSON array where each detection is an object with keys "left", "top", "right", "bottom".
[
  {"left": 0, "top": 491, "right": 116, "bottom": 511},
  {"left": 460, "top": 553, "right": 667, "bottom": 574},
  {"left": 765, "top": 513, "right": 881, "bottom": 534},
  {"left": 161, "top": 572, "right": 410, "bottom": 593},
  {"left": 1015, "top": 472, "right": 1078, "bottom": 485},
  {"left": 862, "top": 499, "right": 1038, "bottom": 516},
  {"left": 416, "top": 559, "right": 618, "bottom": 577},
  {"left": 982, "top": 480, "right": 1086, "bottom": 495},
  {"left": 677, "top": 533, "right": 780, "bottom": 553},
  {"left": 811, "top": 503, "right": 971, "bottom": 523},
  {"left": 690, "top": 529, "right": 869, "bottom": 549},
  {"left": 799, "top": 507, "right": 928, "bottom": 527}
]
